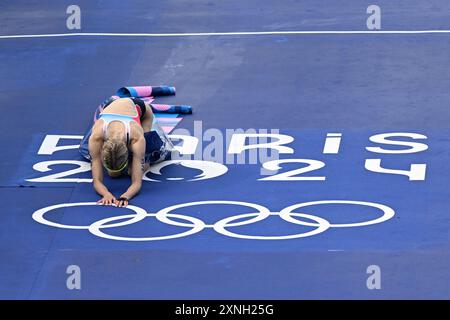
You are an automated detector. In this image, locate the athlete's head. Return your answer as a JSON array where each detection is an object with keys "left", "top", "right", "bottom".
[{"left": 101, "top": 138, "right": 129, "bottom": 177}]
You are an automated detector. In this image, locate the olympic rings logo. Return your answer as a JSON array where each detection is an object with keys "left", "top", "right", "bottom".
[{"left": 32, "top": 200, "right": 395, "bottom": 241}]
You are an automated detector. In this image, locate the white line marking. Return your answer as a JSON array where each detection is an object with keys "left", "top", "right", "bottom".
[{"left": 2, "top": 30, "right": 450, "bottom": 39}]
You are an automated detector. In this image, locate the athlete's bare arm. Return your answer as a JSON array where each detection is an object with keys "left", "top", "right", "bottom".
[
  {"left": 88, "top": 125, "right": 116, "bottom": 205},
  {"left": 117, "top": 136, "right": 146, "bottom": 207}
]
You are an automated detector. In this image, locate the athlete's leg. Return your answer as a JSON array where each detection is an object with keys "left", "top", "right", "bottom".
[
  {"left": 143, "top": 120, "right": 174, "bottom": 165},
  {"left": 141, "top": 103, "right": 154, "bottom": 133}
]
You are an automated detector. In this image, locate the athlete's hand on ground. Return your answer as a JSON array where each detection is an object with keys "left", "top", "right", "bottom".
[
  {"left": 97, "top": 193, "right": 117, "bottom": 206},
  {"left": 115, "top": 196, "right": 129, "bottom": 207}
]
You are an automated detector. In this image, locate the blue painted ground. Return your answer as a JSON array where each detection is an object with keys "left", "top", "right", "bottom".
[{"left": 0, "top": 0, "right": 450, "bottom": 299}]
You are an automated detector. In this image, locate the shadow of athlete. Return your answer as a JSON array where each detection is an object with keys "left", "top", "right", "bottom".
[{"left": 79, "top": 97, "right": 173, "bottom": 207}]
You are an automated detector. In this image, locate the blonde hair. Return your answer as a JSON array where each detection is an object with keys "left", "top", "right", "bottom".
[{"left": 101, "top": 139, "right": 129, "bottom": 171}]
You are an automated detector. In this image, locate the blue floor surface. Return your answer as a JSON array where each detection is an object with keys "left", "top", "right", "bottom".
[{"left": 0, "top": 0, "right": 449, "bottom": 299}]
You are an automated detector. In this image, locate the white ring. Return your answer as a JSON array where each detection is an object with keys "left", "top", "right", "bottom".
[
  {"left": 214, "top": 212, "right": 330, "bottom": 240},
  {"left": 88, "top": 213, "right": 205, "bottom": 241},
  {"left": 32, "top": 200, "right": 396, "bottom": 241},
  {"left": 280, "top": 200, "right": 395, "bottom": 228},
  {"left": 155, "top": 200, "right": 271, "bottom": 228},
  {"left": 32, "top": 202, "right": 147, "bottom": 230}
]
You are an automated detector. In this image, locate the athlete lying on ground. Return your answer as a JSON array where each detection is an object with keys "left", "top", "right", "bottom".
[{"left": 79, "top": 97, "right": 173, "bottom": 207}]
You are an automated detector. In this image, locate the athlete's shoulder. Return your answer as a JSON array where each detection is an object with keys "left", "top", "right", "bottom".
[{"left": 90, "top": 121, "right": 104, "bottom": 141}]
